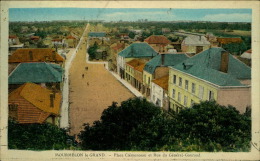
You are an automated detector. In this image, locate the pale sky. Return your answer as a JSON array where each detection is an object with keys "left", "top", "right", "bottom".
[{"left": 9, "top": 8, "right": 252, "bottom": 22}]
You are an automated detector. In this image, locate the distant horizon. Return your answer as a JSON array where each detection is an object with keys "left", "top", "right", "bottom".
[{"left": 9, "top": 8, "right": 252, "bottom": 23}]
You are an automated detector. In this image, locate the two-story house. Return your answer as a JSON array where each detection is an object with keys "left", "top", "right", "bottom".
[{"left": 181, "top": 35, "right": 211, "bottom": 54}]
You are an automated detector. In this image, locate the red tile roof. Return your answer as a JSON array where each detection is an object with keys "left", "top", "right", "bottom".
[
  {"left": 126, "top": 59, "right": 145, "bottom": 68},
  {"left": 9, "top": 48, "right": 64, "bottom": 63},
  {"left": 66, "top": 35, "right": 76, "bottom": 39},
  {"left": 8, "top": 83, "right": 61, "bottom": 124},
  {"left": 144, "top": 35, "right": 171, "bottom": 44},
  {"left": 31, "top": 36, "right": 40, "bottom": 40},
  {"left": 9, "top": 35, "right": 17, "bottom": 39},
  {"left": 135, "top": 64, "right": 145, "bottom": 72},
  {"left": 217, "top": 37, "right": 243, "bottom": 44},
  {"left": 152, "top": 75, "right": 169, "bottom": 91},
  {"left": 52, "top": 39, "right": 63, "bottom": 42}
]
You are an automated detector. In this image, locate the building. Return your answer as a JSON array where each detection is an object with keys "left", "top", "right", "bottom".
[
  {"left": 8, "top": 62, "right": 64, "bottom": 92},
  {"left": 117, "top": 42, "right": 158, "bottom": 79},
  {"left": 144, "top": 35, "right": 171, "bottom": 53},
  {"left": 143, "top": 53, "right": 189, "bottom": 98},
  {"left": 9, "top": 35, "right": 20, "bottom": 46},
  {"left": 65, "top": 35, "right": 78, "bottom": 48},
  {"left": 217, "top": 37, "right": 243, "bottom": 47},
  {"left": 125, "top": 59, "right": 146, "bottom": 92},
  {"left": 181, "top": 35, "right": 211, "bottom": 54},
  {"left": 168, "top": 47, "right": 251, "bottom": 113},
  {"left": 8, "top": 83, "right": 61, "bottom": 125},
  {"left": 109, "top": 42, "right": 126, "bottom": 72},
  {"left": 240, "top": 49, "right": 252, "bottom": 59},
  {"left": 151, "top": 75, "right": 169, "bottom": 110},
  {"left": 8, "top": 48, "right": 64, "bottom": 74},
  {"left": 162, "top": 28, "right": 171, "bottom": 34}
]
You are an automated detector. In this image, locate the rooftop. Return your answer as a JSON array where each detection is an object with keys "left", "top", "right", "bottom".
[
  {"left": 171, "top": 47, "right": 251, "bottom": 87},
  {"left": 9, "top": 62, "right": 63, "bottom": 84},
  {"left": 152, "top": 75, "right": 169, "bottom": 91},
  {"left": 217, "top": 37, "right": 243, "bottom": 44},
  {"left": 9, "top": 48, "right": 64, "bottom": 63},
  {"left": 118, "top": 42, "right": 158, "bottom": 58},
  {"left": 144, "top": 35, "right": 171, "bottom": 44},
  {"left": 144, "top": 53, "right": 189, "bottom": 74},
  {"left": 9, "top": 83, "right": 61, "bottom": 124},
  {"left": 88, "top": 32, "right": 106, "bottom": 37},
  {"left": 182, "top": 35, "right": 210, "bottom": 45}
]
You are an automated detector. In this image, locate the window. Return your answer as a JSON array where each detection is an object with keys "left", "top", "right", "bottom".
[
  {"left": 172, "top": 89, "right": 175, "bottom": 98},
  {"left": 184, "top": 96, "right": 188, "bottom": 106},
  {"left": 144, "top": 75, "right": 146, "bottom": 84},
  {"left": 173, "top": 75, "right": 177, "bottom": 84},
  {"left": 179, "top": 77, "right": 182, "bottom": 87},
  {"left": 192, "top": 83, "right": 196, "bottom": 94},
  {"left": 199, "top": 85, "right": 204, "bottom": 99},
  {"left": 153, "top": 95, "right": 155, "bottom": 101},
  {"left": 185, "top": 80, "right": 189, "bottom": 90},
  {"left": 208, "top": 90, "right": 215, "bottom": 101},
  {"left": 191, "top": 99, "right": 194, "bottom": 107},
  {"left": 9, "top": 103, "right": 18, "bottom": 111},
  {"left": 148, "top": 77, "right": 150, "bottom": 85},
  {"left": 178, "top": 92, "right": 181, "bottom": 102}
]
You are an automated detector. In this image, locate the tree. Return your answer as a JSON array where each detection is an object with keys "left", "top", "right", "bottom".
[
  {"left": 88, "top": 42, "right": 98, "bottom": 60},
  {"left": 78, "top": 97, "right": 164, "bottom": 150},
  {"left": 171, "top": 101, "right": 251, "bottom": 151},
  {"left": 8, "top": 120, "right": 76, "bottom": 150},
  {"left": 78, "top": 99, "right": 251, "bottom": 152},
  {"left": 128, "top": 31, "right": 135, "bottom": 39},
  {"left": 223, "top": 42, "right": 247, "bottom": 55}
]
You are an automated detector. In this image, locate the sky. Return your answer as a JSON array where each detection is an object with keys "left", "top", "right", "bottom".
[{"left": 9, "top": 8, "right": 252, "bottom": 23}]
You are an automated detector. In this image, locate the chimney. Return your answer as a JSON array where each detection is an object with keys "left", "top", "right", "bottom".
[
  {"left": 29, "top": 51, "right": 33, "bottom": 60},
  {"left": 50, "top": 93, "right": 54, "bottom": 108},
  {"left": 161, "top": 54, "right": 165, "bottom": 66},
  {"left": 52, "top": 51, "right": 56, "bottom": 61},
  {"left": 220, "top": 51, "right": 229, "bottom": 73}
]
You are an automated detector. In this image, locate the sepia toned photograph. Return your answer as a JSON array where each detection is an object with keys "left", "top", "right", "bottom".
[{"left": 1, "top": 1, "right": 259, "bottom": 161}]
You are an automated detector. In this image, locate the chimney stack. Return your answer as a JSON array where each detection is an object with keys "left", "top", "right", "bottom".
[
  {"left": 50, "top": 93, "right": 54, "bottom": 108},
  {"left": 29, "top": 51, "right": 33, "bottom": 60},
  {"left": 220, "top": 51, "right": 229, "bottom": 73},
  {"left": 52, "top": 51, "right": 56, "bottom": 61},
  {"left": 161, "top": 54, "right": 165, "bottom": 66}
]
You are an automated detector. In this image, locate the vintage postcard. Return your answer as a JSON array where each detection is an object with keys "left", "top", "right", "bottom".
[{"left": 0, "top": 1, "right": 259, "bottom": 161}]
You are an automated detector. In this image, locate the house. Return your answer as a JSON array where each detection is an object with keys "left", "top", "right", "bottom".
[
  {"left": 162, "top": 28, "right": 171, "bottom": 34},
  {"left": 168, "top": 47, "right": 251, "bottom": 113},
  {"left": 8, "top": 83, "right": 61, "bottom": 125},
  {"left": 65, "top": 35, "right": 78, "bottom": 48},
  {"left": 52, "top": 38, "right": 67, "bottom": 48},
  {"left": 240, "top": 49, "right": 252, "bottom": 59},
  {"left": 8, "top": 48, "right": 64, "bottom": 74},
  {"left": 217, "top": 37, "right": 243, "bottom": 47},
  {"left": 143, "top": 53, "right": 189, "bottom": 98},
  {"left": 125, "top": 59, "right": 146, "bottom": 92},
  {"left": 181, "top": 35, "right": 211, "bottom": 54},
  {"left": 117, "top": 42, "right": 158, "bottom": 79},
  {"left": 88, "top": 32, "right": 107, "bottom": 40},
  {"left": 109, "top": 42, "right": 126, "bottom": 71},
  {"left": 144, "top": 35, "right": 171, "bottom": 53},
  {"left": 8, "top": 62, "right": 64, "bottom": 92},
  {"left": 30, "top": 36, "right": 40, "bottom": 41},
  {"left": 205, "top": 33, "right": 218, "bottom": 47},
  {"left": 9, "top": 35, "right": 20, "bottom": 46},
  {"left": 151, "top": 75, "right": 169, "bottom": 110}
]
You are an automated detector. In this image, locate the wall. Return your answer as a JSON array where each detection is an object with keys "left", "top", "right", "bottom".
[
  {"left": 168, "top": 67, "right": 218, "bottom": 110},
  {"left": 151, "top": 82, "right": 164, "bottom": 107},
  {"left": 217, "top": 87, "right": 251, "bottom": 113}
]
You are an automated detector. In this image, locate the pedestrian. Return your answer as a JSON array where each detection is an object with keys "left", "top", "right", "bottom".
[
  {"left": 82, "top": 74, "right": 84, "bottom": 78},
  {"left": 104, "top": 64, "right": 106, "bottom": 67},
  {"left": 85, "top": 66, "right": 88, "bottom": 71},
  {"left": 87, "top": 82, "right": 89, "bottom": 86}
]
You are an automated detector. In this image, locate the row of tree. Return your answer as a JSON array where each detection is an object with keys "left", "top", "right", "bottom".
[{"left": 78, "top": 98, "right": 251, "bottom": 151}]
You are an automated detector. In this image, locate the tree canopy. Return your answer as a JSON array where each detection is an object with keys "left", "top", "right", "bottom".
[
  {"left": 78, "top": 98, "right": 251, "bottom": 152},
  {"left": 8, "top": 120, "right": 76, "bottom": 150}
]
